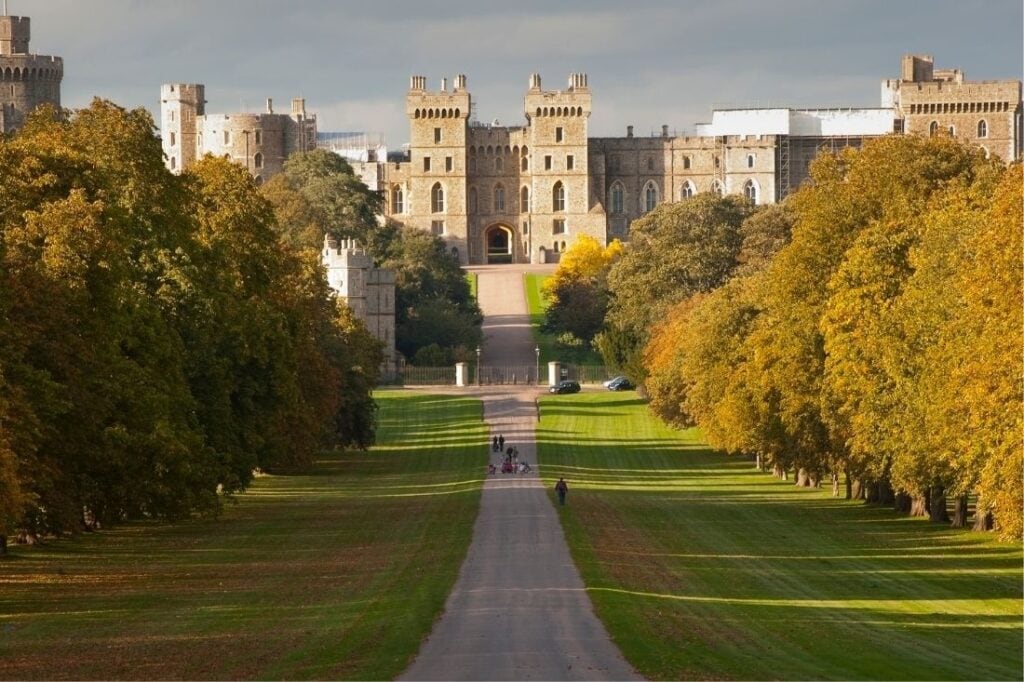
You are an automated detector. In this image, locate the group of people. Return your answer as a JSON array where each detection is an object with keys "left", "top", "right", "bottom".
[
  {"left": 488, "top": 434, "right": 532, "bottom": 474},
  {"left": 485, "top": 435, "right": 569, "bottom": 506}
]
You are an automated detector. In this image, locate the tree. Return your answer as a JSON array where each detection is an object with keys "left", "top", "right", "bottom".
[{"left": 543, "top": 236, "right": 621, "bottom": 344}]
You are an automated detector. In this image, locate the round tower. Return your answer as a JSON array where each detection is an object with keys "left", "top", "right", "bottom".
[
  {"left": 0, "top": 15, "right": 63, "bottom": 134},
  {"left": 160, "top": 83, "right": 206, "bottom": 173}
]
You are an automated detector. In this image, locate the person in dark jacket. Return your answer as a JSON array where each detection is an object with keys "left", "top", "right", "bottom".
[{"left": 555, "top": 478, "right": 568, "bottom": 506}]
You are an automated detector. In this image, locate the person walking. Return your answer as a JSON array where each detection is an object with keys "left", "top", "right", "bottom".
[
  {"left": 498, "top": 434, "right": 505, "bottom": 451},
  {"left": 555, "top": 478, "right": 568, "bottom": 506},
  {"left": 492, "top": 436, "right": 499, "bottom": 452}
]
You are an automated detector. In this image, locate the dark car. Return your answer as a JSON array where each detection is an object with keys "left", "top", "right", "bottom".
[
  {"left": 549, "top": 380, "right": 581, "bottom": 394},
  {"left": 606, "top": 376, "right": 634, "bottom": 391}
]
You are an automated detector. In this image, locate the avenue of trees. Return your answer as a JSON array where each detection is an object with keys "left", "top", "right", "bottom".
[
  {"left": 0, "top": 102, "right": 383, "bottom": 551},
  {"left": 622, "top": 136, "right": 1020, "bottom": 540},
  {"left": 263, "top": 150, "right": 483, "bottom": 367}
]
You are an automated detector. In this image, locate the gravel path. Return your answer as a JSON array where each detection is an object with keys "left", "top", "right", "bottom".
[{"left": 400, "top": 268, "right": 639, "bottom": 681}]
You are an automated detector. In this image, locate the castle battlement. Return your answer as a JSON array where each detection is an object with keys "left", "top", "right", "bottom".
[{"left": 0, "top": 14, "right": 61, "bottom": 133}]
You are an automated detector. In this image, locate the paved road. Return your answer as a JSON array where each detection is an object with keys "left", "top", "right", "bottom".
[{"left": 400, "top": 269, "right": 639, "bottom": 681}]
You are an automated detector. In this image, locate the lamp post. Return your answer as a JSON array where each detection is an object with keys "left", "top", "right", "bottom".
[
  {"left": 476, "top": 346, "right": 481, "bottom": 387},
  {"left": 535, "top": 345, "right": 540, "bottom": 385}
]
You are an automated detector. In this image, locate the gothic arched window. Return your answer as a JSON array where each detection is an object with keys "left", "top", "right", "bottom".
[
  {"left": 553, "top": 181, "right": 565, "bottom": 212},
  {"left": 431, "top": 183, "right": 445, "bottom": 213}
]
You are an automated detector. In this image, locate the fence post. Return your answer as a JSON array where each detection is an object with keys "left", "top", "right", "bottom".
[
  {"left": 455, "top": 362, "right": 468, "bottom": 387},
  {"left": 547, "top": 361, "right": 561, "bottom": 387}
]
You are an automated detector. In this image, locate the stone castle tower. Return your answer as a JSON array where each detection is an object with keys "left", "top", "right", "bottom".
[
  {"left": 321, "top": 236, "right": 396, "bottom": 372},
  {"left": 161, "top": 83, "right": 317, "bottom": 182},
  {"left": 0, "top": 13, "right": 62, "bottom": 133}
]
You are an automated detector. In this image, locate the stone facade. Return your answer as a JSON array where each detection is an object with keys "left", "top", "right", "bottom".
[
  {"left": 0, "top": 15, "right": 62, "bottom": 134},
  {"left": 883, "top": 54, "right": 1022, "bottom": 161},
  {"left": 380, "top": 58, "right": 1021, "bottom": 265},
  {"left": 160, "top": 84, "right": 317, "bottom": 183},
  {"left": 321, "top": 236, "right": 396, "bottom": 373}
]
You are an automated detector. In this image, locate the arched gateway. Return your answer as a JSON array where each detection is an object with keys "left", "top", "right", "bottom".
[{"left": 484, "top": 223, "right": 515, "bottom": 264}]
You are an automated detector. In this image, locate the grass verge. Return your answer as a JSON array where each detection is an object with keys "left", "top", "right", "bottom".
[
  {"left": 465, "top": 271, "right": 478, "bottom": 301},
  {"left": 0, "top": 390, "right": 486, "bottom": 681},
  {"left": 538, "top": 391, "right": 1023, "bottom": 680}
]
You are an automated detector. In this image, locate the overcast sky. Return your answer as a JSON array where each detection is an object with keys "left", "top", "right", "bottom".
[{"left": 19, "top": 0, "right": 1024, "bottom": 147}]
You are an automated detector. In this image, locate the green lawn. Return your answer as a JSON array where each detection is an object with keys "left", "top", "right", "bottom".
[
  {"left": 465, "top": 271, "right": 478, "bottom": 301},
  {"left": 0, "top": 390, "right": 486, "bottom": 681},
  {"left": 523, "top": 273, "right": 603, "bottom": 366},
  {"left": 538, "top": 391, "right": 1024, "bottom": 681}
]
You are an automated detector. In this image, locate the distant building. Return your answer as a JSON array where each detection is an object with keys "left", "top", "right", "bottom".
[
  {"left": 321, "top": 236, "right": 396, "bottom": 374},
  {"left": 160, "top": 84, "right": 317, "bottom": 182},
  {"left": 0, "top": 13, "right": 62, "bottom": 133},
  {"left": 374, "top": 57, "right": 1021, "bottom": 265}
]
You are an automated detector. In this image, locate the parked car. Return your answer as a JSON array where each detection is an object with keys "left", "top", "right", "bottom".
[
  {"left": 602, "top": 375, "right": 627, "bottom": 388},
  {"left": 549, "top": 380, "right": 581, "bottom": 394},
  {"left": 606, "top": 376, "right": 634, "bottom": 391}
]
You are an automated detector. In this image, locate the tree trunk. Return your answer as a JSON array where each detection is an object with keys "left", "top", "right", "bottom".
[
  {"left": 755, "top": 453, "right": 762, "bottom": 471},
  {"left": 772, "top": 463, "right": 785, "bottom": 478},
  {"left": 951, "top": 495, "right": 968, "bottom": 528},
  {"left": 973, "top": 509, "right": 993, "bottom": 532},
  {"left": 848, "top": 475, "right": 861, "bottom": 500},
  {"left": 865, "top": 481, "right": 880, "bottom": 504},
  {"left": 0, "top": 535, "right": 6, "bottom": 556},
  {"left": 893, "top": 492, "right": 911, "bottom": 514},
  {"left": 832, "top": 473, "right": 840, "bottom": 497},
  {"left": 909, "top": 493, "right": 928, "bottom": 517},
  {"left": 796, "top": 468, "right": 809, "bottom": 486},
  {"left": 876, "top": 479, "right": 895, "bottom": 505},
  {"left": 929, "top": 485, "right": 950, "bottom": 524}
]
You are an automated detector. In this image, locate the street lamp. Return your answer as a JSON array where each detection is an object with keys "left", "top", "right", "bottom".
[
  {"left": 535, "top": 345, "right": 540, "bottom": 385},
  {"left": 476, "top": 346, "right": 481, "bottom": 387}
]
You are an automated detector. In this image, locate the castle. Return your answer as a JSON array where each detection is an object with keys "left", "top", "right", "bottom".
[
  {"left": 379, "top": 57, "right": 1020, "bottom": 264},
  {"left": 160, "top": 84, "right": 317, "bottom": 182},
  {"left": 321, "top": 237, "right": 397, "bottom": 371},
  {"left": 0, "top": 13, "right": 62, "bottom": 133}
]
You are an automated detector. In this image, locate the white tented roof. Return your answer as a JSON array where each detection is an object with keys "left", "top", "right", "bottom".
[{"left": 695, "top": 108, "right": 894, "bottom": 137}]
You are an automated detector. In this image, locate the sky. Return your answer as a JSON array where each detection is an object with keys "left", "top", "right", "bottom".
[{"left": 18, "top": 0, "right": 1024, "bottom": 148}]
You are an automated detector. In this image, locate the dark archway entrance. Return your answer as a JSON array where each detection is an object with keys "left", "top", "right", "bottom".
[{"left": 485, "top": 224, "right": 514, "bottom": 264}]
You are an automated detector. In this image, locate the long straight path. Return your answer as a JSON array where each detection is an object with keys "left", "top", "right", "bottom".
[{"left": 401, "top": 267, "right": 638, "bottom": 681}]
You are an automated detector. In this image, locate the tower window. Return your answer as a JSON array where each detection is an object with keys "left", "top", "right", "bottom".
[
  {"left": 744, "top": 179, "right": 758, "bottom": 204},
  {"left": 556, "top": 127, "right": 564, "bottom": 142},
  {"left": 255, "top": 130, "right": 262, "bottom": 145},
  {"left": 681, "top": 180, "right": 695, "bottom": 199},
  {"left": 169, "top": 132, "right": 176, "bottom": 147},
  {"left": 224, "top": 131, "right": 230, "bottom": 144},
  {"left": 392, "top": 186, "right": 404, "bottom": 214},
  {"left": 431, "top": 183, "right": 444, "bottom": 213},
  {"left": 431, "top": 220, "right": 445, "bottom": 235},
  {"left": 553, "top": 181, "right": 565, "bottom": 212},
  {"left": 494, "top": 185, "right": 505, "bottom": 213},
  {"left": 544, "top": 155, "right": 552, "bottom": 170},
  {"left": 610, "top": 183, "right": 624, "bottom": 214},
  {"left": 977, "top": 119, "right": 988, "bottom": 138},
  {"left": 434, "top": 127, "right": 442, "bottom": 143},
  {"left": 647, "top": 158, "right": 654, "bottom": 171},
  {"left": 495, "top": 157, "right": 503, "bottom": 172},
  {"left": 521, "top": 156, "right": 528, "bottom": 171},
  {"left": 747, "top": 154, "right": 755, "bottom": 168},
  {"left": 553, "top": 219, "right": 566, "bottom": 234},
  {"left": 682, "top": 155, "right": 691, "bottom": 169},
  {"left": 424, "top": 156, "right": 432, "bottom": 171},
  {"left": 643, "top": 182, "right": 659, "bottom": 213},
  {"left": 929, "top": 121, "right": 939, "bottom": 136},
  {"left": 170, "top": 156, "right": 176, "bottom": 170},
  {"left": 567, "top": 155, "right": 574, "bottom": 170},
  {"left": 254, "top": 152, "right": 263, "bottom": 169},
  {"left": 446, "top": 156, "right": 453, "bottom": 172},
  {"left": 520, "top": 186, "right": 530, "bottom": 212}
]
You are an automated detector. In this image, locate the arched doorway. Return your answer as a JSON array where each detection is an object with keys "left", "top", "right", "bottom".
[{"left": 485, "top": 224, "right": 515, "bottom": 264}]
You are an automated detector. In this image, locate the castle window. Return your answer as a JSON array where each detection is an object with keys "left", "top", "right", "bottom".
[
  {"left": 553, "top": 181, "right": 565, "bottom": 212},
  {"left": 567, "top": 155, "right": 575, "bottom": 170},
  {"left": 495, "top": 157, "right": 503, "bottom": 172},
  {"left": 977, "top": 119, "right": 988, "bottom": 138},
  {"left": 431, "top": 183, "right": 445, "bottom": 213},
  {"left": 170, "top": 132, "right": 176, "bottom": 147},
  {"left": 255, "top": 130, "right": 262, "bottom": 145},
  {"left": 392, "top": 186, "right": 405, "bottom": 214},
  {"left": 224, "top": 131, "right": 230, "bottom": 144},
  {"left": 681, "top": 180, "right": 695, "bottom": 199},
  {"left": 424, "top": 156, "right": 432, "bottom": 172},
  {"left": 646, "top": 158, "right": 654, "bottom": 171},
  {"left": 521, "top": 156, "right": 528, "bottom": 171},
  {"left": 610, "top": 155, "right": 620, "bottom": 172},
  {"left": 523, "top": 221, "right": 529, "bottom": 235},
  {"left": 556, "top": 126, "right": 564, "bottom": 143},
  {"left": 929, "top": 121, "right": 939, "bottom": 136},
  {"left": 643, "top": 181, "right": 659, "bottom": 213},
  {"left": 948, "top": 125, "right": 955, "bottom": 136},
  {"left": 714, "top": 155, "right": 720, "bottom": 169},
  {"left": 744, "top": 179, "right": 758, "bottom": 204},
  {"left": 446, "top": 156, "right": 453, "bottom": 172},
  {"left": 544, "top": 155, "right": 552, "bottom": 170},
  {"left": 469, "top": 187, "right": 478, "bottom": 213},
  {"left": 711, "top": 180, "right": 723, "bottom": 196},
  {"left": 494, "top": 185, "right": 505, "bottom": 213},
  {"left": 469, "top": 157, "right": 477, "bottom": 172},
  {"left": 170, "top": 110, "right": 175, "bottom": 122},
  {"left": 610, "top": 182, "right": 624, "bottom": 214},
  {"left": 254, "top": 152, "right": 263, "bottom": 169},
  {"left": 521, "top": 186, "right": 530, "bottom": 212},
  {"left": 434, "top": 127, "right": 442, "bottom": 143},
  {"left": 431, "top": 220, "right": 445, "bottom": 236},
  {"left": 170, "top": 156, "right": 176, "bottom": 170},
  {"left": 747, "top": 154, "right": 755, "bottom": 168},
  {"left": 553, "top": 219, "right": 566, "bottom": 235},
  {"left": 682, "top": 155, "right": 691, "bottom": 170}
]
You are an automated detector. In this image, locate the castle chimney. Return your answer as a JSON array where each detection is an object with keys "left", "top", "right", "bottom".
[
  {"left": 266, "top": 98, "right": 273, "bottom": 114},
  {"left": 529, "top": 73, "right": 541, "bottom": 90},
  {"left": 291, "top": 98, "right": 306, "bottom": 117},
  {"left": 662, "top": 124, "right": 669, "bottom": 137},
  {"left": 627, "top": 125, "right": 634, "bottom": 138},
  {"left": 441, "top": 77, "right": 447, "bottom": 92}
]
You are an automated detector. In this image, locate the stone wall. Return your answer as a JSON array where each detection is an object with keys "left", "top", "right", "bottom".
[{"left": 0, "top": 16, "right": 62, "bottom": 134}]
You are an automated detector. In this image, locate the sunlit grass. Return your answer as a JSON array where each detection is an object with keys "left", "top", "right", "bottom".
[
  {"left": 539, "top": 391, "right": 1024, "bottom": 680},
  {"left": 0, "top": 390, "right": 487, "bottom": 681}
]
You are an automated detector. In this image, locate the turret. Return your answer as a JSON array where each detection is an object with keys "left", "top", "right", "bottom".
[{"left": 160, "top": 83, "right": 205, "bottom": 173}]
